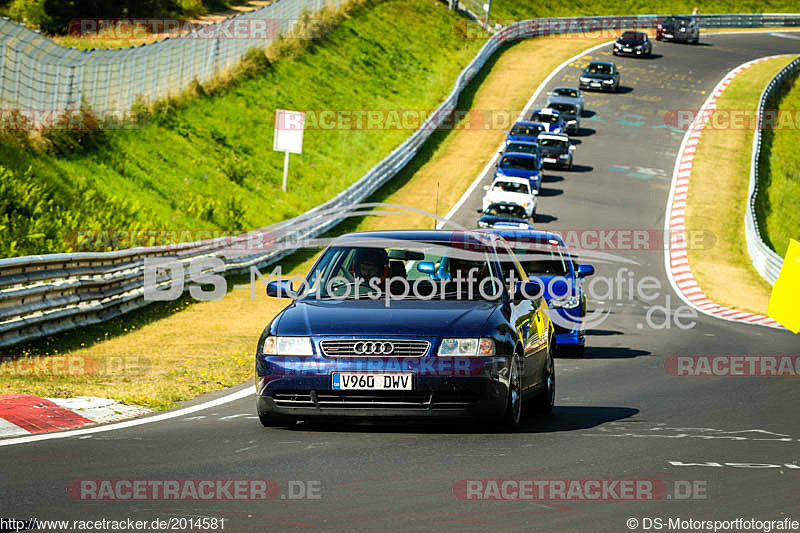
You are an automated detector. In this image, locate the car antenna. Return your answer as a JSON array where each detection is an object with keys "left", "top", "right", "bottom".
[{"left": 434, "top": 181, "right": 440, "bottom": 229}]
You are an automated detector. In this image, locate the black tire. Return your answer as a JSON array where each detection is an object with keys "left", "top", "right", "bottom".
[
  {"left": 534, "top": 341, "right": 555, "bottom": 413},
  {"left": 500, "top": 354, "right": 523, "bottom": 430},
  {"left": 257, "top": 399, "right": 294, "bottom": 427}
]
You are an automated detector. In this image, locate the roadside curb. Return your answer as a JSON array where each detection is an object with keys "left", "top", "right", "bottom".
[
  {"left": 0, "top": 394, "right": 150, "bottom": 438},
  {"left": 663, "top": 55, "right": 790, "bottom": 330}
]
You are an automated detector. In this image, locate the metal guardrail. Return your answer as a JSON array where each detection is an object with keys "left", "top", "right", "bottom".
[
  {"left": 2, "top": 13, "right": 800, "bottom": 347},
  {"left": 0, "top": 0, "right": 341, "bottom": 124},
  {"left": 745, "top": 56, "right": 800, "bottom": 285}
]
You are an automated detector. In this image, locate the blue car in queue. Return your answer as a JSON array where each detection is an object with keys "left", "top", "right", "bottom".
[
  {"left": 485, "top": 228, "right": 595, "bottom": 357},
  {"left": 494, "top": 152, "right": 542, "bottom": 194},
  {"left": 530, "top": 108, "right": 566, "bottom": 134},
  {"left": 256, "top": 230, "right": 555, "bottom": 430},
  {"left": 506, "top": 121, "right": 545, "bottom": 144}
]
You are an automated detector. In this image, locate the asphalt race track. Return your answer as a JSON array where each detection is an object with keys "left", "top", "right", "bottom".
[{"left": 2, "top": 32, "right": 800, "bottom": 533}]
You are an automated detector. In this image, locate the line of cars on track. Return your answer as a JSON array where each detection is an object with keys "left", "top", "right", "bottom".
[{"left": 253, "top": 36, "right": 685, "bottom": 428}]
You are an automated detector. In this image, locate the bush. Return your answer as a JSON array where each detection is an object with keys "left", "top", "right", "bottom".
[
  {"left": 42, "top": 104, "right": 108, "bottom": 157},
  {"left": 221, "top": 152, "right": 251, "bottom": 186},
  {"left": 221, "top": 197, "right": 246, "bottom": 231},
  {"left": 8, "top": 0, "right": 51, "bottom": 29}
]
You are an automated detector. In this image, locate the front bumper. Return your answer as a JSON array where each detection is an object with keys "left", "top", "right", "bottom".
[
  {"left": 579, "top": 80, "right": 614, "bottom": 91},
  {"left": 256, "top": 356, "right": 511, "bottom": 419},
  {"left": 614, "top": 47, "right": 647, "bottom": 56}
]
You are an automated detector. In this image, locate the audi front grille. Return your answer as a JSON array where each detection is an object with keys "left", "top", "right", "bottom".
[{"left": 319, "top": 339, "right": 430, "bottom": 357}]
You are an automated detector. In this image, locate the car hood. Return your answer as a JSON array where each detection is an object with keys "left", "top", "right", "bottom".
[
  {"left": 485, "top": 191, "right": 533, "bottom": 205},
  {"left": 526, "top": 273, "right": 579, "bottom": 299},
  {"left": 274, "top": 299, "right": 498, "bottom": 337},
  {"left": 616, "top": 39, "right": 645, "bottom": 46},
  {"left": 480, "top": 214, "right": 529, "bottom": 226},
  {"left": 583, "top": 72, "right": 612, "bottom": 80},
  {"left": 496, "top": 167, "right": 539, "bottom": 180}
]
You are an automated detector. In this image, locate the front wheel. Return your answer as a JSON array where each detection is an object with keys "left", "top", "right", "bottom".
[{"left": 500, "top": 355, "right": 523, "bottom": 430}]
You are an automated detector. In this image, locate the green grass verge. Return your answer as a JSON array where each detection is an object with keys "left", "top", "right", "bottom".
[
  {"left": 756, "top": 69, "right": 800, "bottom": 259},
  {"left": 464, "top": 0, "right": 800, "bottom": 24},
  {"left": 0, "top": 0, "right": 484, "bottom": 257}
]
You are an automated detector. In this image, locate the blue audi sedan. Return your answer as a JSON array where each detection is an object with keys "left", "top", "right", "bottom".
[
  {"left": 485, "top": 229, "right": 594, "bottom": 357},
  {"left": 255, "top": 230, "right": 555, "bottom": 430}
]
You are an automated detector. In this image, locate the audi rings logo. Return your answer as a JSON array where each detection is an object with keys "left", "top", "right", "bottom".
[{"left": 353, "top": 341, "right": 395, "bottom": 355}]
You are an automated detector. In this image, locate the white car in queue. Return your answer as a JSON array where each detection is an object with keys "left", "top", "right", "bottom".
[{"left": 481, "top": 176, "right": 536, "bottom": 219}]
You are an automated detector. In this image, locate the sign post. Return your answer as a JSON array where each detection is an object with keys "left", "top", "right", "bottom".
[{"left": 273, "top": 109, "right": 305, "bottom": 192}]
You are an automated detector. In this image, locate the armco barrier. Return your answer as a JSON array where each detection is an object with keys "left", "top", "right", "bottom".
[
  {"left": 1, "top": 14, "right": 800, "bottom": 347},
  {"left": 745, "top": 56, "right": 800, "bottom": 285}
]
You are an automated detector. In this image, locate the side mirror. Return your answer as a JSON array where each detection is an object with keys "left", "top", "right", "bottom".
[
  {"left": 569, "top": 144, "right": 576, "bottom": 152},
  {"left": 416, "top": 261, "right": 436, "bottom": 274},
  {"left": 483, "top": 185, "right": 490, "bottom": 191},
  {"left": 577, "top": 264, "right": 595, "bottom": 278},
  {"left": 267, "top": 280, "right": 295, "bottom": 298}
]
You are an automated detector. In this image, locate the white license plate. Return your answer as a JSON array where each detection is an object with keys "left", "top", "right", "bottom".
[
  {"left": 623, "top": 48, "right": 632, "bottom": 52},
  {"left": 332, "top": 373, "right": 412, "bottom": 390},
  {"left": 591, "top": 82, "right": 601, "bottom": 87},
  {"left": 544, "top": 157, "right": 557, "bottom": 164}
]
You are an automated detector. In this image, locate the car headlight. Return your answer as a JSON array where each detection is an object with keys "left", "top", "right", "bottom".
[
  {"left": 550, "top": 296, "right": 580, "bottom": 309},
  {"left": 603, "top": 79, "right": 614, "bottom": 84},
  {"left": 567, "top": 119, "right": 577, "bottom": 124},
  {"left": 438, "top": 338, "right": 495, "bottom": 357},
  {"left": 580, "top": 76, "right": 590, "bottom": 83},
  {"left": 262, "top": 336, "right": 314, "bottom": 356},
  {"left": 679, "top": 27, "right": 686, "bottom": 32},
  {"left": 559, "top": 153, "right": 570, "bottom": 159},
  {"left": 478, "top": 221, "right": 490, "bottom": 228}
]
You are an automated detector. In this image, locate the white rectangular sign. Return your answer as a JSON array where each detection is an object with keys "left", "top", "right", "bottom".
[{"left": 273, "top": 109, "right": 305, "bottom": 154}]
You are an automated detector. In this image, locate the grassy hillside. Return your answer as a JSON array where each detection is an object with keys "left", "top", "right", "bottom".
[
  {"left": 460, "top": 0, "right": 800, "bottom": 24},
  {"left": 756, "top": 70, "right": 800, "bottom": 258},
  {"left": 0, "top": 0, "right": 484, "bottom": 257}
]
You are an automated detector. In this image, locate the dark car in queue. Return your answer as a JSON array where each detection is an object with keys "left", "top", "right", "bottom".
[
  {"left": 579, "top": 61, "right": 620, "bottom": 92},
  {"left": 613, "top": 30, "right": 653, "bottom": 57},
  {"left": 657, "top": 16, "right": 699, "bottom": 43},
  {"left": 477, "top": 202, "right": 531, "bottom": 227},
  {"left": 537, "top": 133, "right": 576, "bottom": 170},
  {"left": 255, "top": 230, "right": 555, "bottom": 430},
  {"left": 494, "top": 152, "right": 543, "bottom": 194},
  {"left": 545, "top": 99, "right": 580, "bottom": 134}
]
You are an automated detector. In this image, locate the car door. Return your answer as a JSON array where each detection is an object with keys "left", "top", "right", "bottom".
[{"left": 495, "top": 241, "right": 540, "bottom": 391}]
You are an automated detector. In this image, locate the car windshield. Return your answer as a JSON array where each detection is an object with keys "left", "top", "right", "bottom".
[
  {"left": 300, "top": 242, "right": 503, "bottom": 301},
  {"left": 510, "top": 123, "right": 542, "bottom": 136},
  {"left": 538, "top": 138, "right": 568, "bottom": 150},
  {"left": 532, "top": 112, "right": 559, "bottom": 124},
  {"left": 548, "top": 103, "right": 576, "bottom": 115},
  {"left": 553, "top": 88, "right": 578, "bottom": 98},
  {"left": 500, "top": 156, "right": 538, "bottom": 171},
  {"left": 508, "top": 242, "right": 571, "bottom": 276},
  {"left": 586, "top": 63, "right": 612, "bottom": 75},
  {"left": 505, "top": 142, "right": 538, "bottom": 154},
  {"left": 665, "top": 16, "right": 689, "bottom": 25},
  {"left": 492, "top": 181, "right": 530, "bottom": 194},
  {"left": 621, "top": 31, "right": 644, "bottom": 40},
  {"left": 484, "top": 204, "right": 526, "bottom": 218}
]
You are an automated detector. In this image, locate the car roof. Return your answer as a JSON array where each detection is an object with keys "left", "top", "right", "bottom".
[
  {"left": 331, "top": 230, "right": 502, "bottom": 245},
  {"left": 537, "top": 133, "right": 569, "bottom": 142},
  {"left": 552, "top": 86, "right": 580, "bottom": 92},
  {"left": 491, "top": 175, "right": 531, "bottom": 185},
  {"left": 587, "top": 60, "right": 614, "bottom": 66},
  {"left": 481, "top": 228, "right": 567, "bottom": 245},
  {"left": 512, "top": 120, "right": 543, "bottom": 127},
  {"left": 505, "top": 140, "right": 538, "bottom": 145},
  {"left": 500, "top": 151, "right": 538, "bottom": 158},
  {"left": 620, "top": 30, "right": 646, "bottom": 38},
  {"left": 545, "top": 97, "right": 578, "bottom": 106}
]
